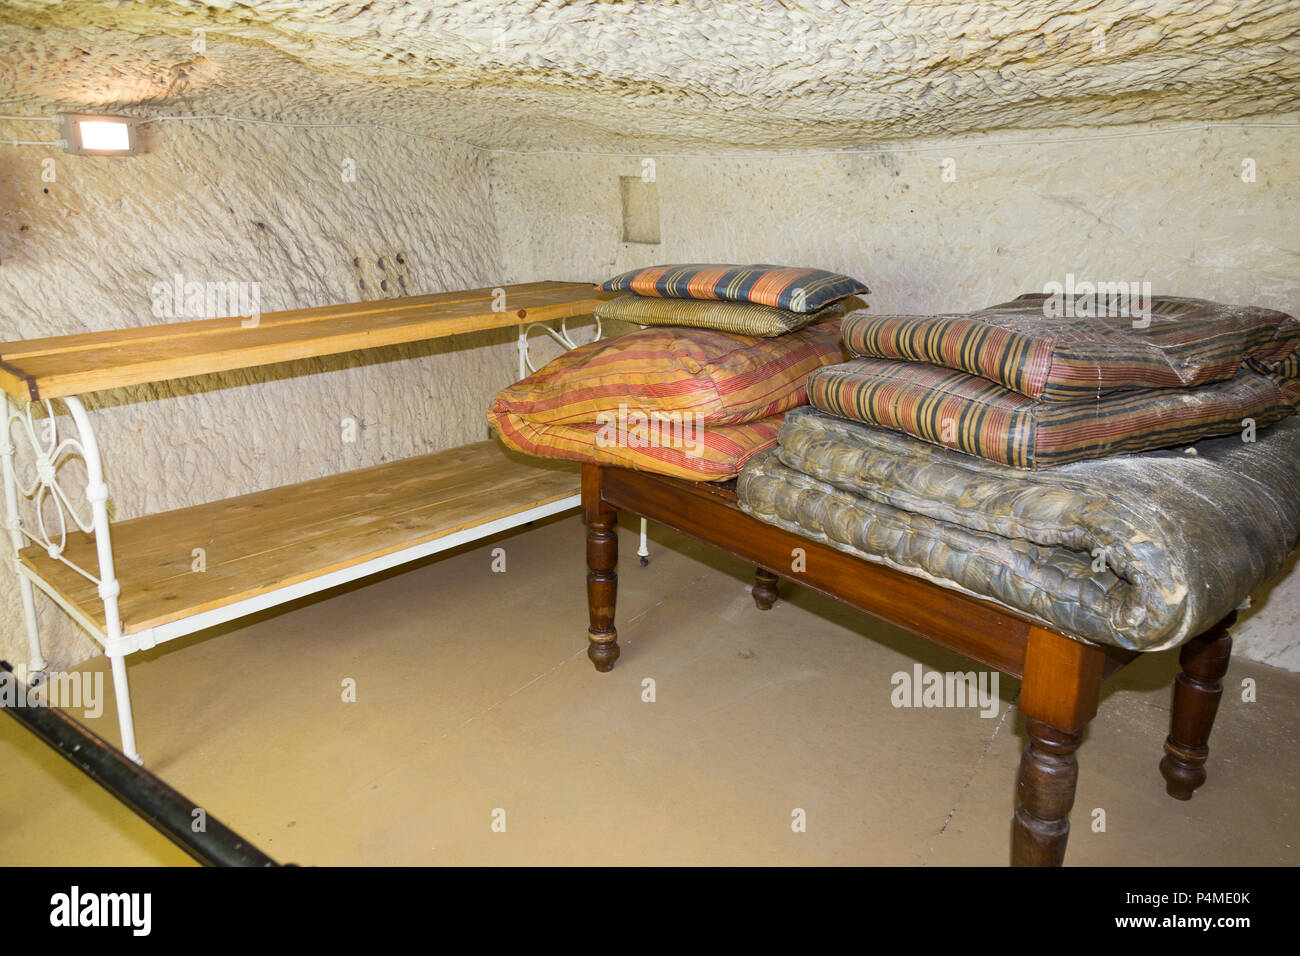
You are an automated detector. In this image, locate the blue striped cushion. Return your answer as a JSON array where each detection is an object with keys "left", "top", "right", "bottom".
[{"left": 599, "top": 264, "right": 868, "bottom": 313}]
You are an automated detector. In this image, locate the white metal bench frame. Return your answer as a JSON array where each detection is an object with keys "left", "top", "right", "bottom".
[{"left": 1, "top": 313, "right": 650, "bottom": 764}]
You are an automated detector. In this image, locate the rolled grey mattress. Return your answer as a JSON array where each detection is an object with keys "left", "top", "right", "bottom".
[{"left": 736, "top": 406, "right": 1300, "bottom": 651}]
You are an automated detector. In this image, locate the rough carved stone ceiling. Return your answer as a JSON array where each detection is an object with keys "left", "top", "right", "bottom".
[{"left": 1, "top": 0, "right": 1298, "bottom": 151}]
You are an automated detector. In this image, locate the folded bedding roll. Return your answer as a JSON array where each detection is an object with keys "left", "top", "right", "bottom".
[
  {"left": 808, "top": 356, "right": 1300, "bottom": 469},
  {"left": 736, "top": 407, "right": 1300, "bottom": 651}
]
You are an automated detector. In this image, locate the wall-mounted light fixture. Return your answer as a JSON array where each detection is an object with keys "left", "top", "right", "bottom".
[{"left": 58, "top": 113, "right": 138, "bottom": 155}]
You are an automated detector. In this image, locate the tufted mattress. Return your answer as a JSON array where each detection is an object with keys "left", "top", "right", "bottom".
[{"left": 736, "top": 406, "right": 1300, "bottom": 651}]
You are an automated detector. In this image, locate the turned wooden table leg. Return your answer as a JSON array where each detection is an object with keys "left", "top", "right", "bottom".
[
  {"left": 582, "top": 465, "right": 620, "bottom": 672},
  {"left": 752, "top": 567, "right": 779, "bottom": 610},
  {"left": 1014, "top": 720, "right": 1082, "bottom": 867},
  {"left": 1160, "top": 612, "right": 1234, "bottom": 800},
  {"left": 1012, "top": 627, "right": 1105, "bottom": 866}
]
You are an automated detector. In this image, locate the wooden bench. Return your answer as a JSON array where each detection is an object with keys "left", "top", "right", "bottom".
[{"left": 0, "top": 281, "right": 613, "bottom": 762}]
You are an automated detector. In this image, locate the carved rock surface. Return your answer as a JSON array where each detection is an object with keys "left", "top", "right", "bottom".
[{"left": 1, "top": 0, "right": 1298, "bottom": 149}]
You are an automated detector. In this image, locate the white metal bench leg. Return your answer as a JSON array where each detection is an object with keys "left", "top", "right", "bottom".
[
  {"left": 107, "top": 651, "right": 141, "bottom": 764},
  {"left": 65, "top": 397, "right": 138, "bottom": 761},
  {"left": 638, "top": 517, "right": 650, "bottom": 566},
  {"left": 17, "top": 576, "right": 46, "bottom": 672}
]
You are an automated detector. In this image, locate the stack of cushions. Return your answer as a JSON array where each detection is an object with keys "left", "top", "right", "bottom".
[
  {"left": 734, "top": 291, "right": 1300, "bottom": 649},
  {"left": 807, "top": 293, "right": 1300, "bottom": 469},
  {"left": 487, "top": 264, "right": 868, "bottom": 480}
]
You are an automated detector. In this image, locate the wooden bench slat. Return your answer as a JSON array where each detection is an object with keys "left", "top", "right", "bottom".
[
  {"left": 0, "top": 281, "right": 612, "bottom": 400},
  {"left": 0, "top": 281, "right": 577, "bottom": 360},
  {"left": 19, "top": 441, "right": 579, "bottom": 635}
]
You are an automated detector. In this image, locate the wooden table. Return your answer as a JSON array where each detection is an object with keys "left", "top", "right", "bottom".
[
  {"left": 0, "top": 281, "right": 612, "bottom": 762},
  {"left": 580, "top": 463, "right": 1236, "bottom": 866}
]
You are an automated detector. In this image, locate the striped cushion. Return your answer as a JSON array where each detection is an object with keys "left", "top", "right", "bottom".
[
  {"left": 808, "top": 357, "right": 1300, "bottom": 469},
  {"left": 595, "top": 294, "right": 860, "bottom": 337},
  {"left": 599, "top": 264, "right": 868, "bottom": 312},
  {"left": 842, "top": 295, "right": 1300, "bottom": 402},
  {"left": 491, "top": 321, "right": 846, "bottom": 427},
  {"left": 489, "top": 410, "right": 783, "bottom": 481}
]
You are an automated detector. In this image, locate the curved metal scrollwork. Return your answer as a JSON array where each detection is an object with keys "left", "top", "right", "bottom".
[
  {"left": 2, "top": 395, "right": 122, "bottom": 619},
  {"left": 0, "top": 395, "right": 132, "bottom": 760},
  {"left": 517, "top": 315, "right": 604, "bottom": 378},
  {"left": 5, "top": 400, "right": 96, "bottom": 566}
]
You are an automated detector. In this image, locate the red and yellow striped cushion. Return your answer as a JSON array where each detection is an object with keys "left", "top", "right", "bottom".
[
  {"left": 489, "top": 410, "right": 783, "bottom": 481},
  {"left": 492, "top": 321, "right": 846, "bottom": 427}
]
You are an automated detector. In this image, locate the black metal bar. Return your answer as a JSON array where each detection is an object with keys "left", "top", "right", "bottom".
[{"left": 1, "top": 661, "right": 280, "bottom": 867}]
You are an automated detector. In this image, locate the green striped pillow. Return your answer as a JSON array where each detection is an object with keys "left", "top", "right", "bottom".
[{"left": 596, "top": 294, "right": 860, "bottom": 337}]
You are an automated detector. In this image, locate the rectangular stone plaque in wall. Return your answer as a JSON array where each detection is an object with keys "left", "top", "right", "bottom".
[{"left": 619, "top": 176, "right": 661, "bottom": 244}]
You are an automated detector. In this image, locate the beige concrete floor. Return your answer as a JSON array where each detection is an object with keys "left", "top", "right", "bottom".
[{"left": 1, "top": 512, "right": 1296, "bottom": 866}]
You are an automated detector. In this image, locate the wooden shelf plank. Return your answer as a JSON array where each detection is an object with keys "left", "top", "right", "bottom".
[
  {"left": 0, "top": 281, "right": 612, "bottom": 400},
  {"left": 19, "top": 441, "right": 578, "bottom": 636}
]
